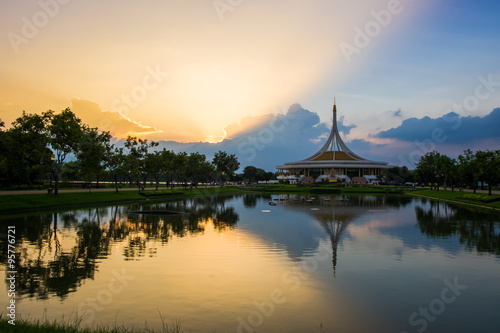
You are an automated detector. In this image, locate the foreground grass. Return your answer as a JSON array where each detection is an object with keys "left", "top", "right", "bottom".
[
  {"left": 0, "top": 316, "right": 327, "bottom": 333},
  {"left": 407, "top": 189, "right": 500, "bottom": 210},
  {"left": 0, "top": 187, "right": 243, "bottom": 213},
  {"left": 0, "top": 315, "right": 181, "bottom": 333}
]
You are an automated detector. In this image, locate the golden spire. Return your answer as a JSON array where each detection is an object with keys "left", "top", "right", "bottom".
[{"left": 333, "top": 97, "right": 337, "bottom": 113}]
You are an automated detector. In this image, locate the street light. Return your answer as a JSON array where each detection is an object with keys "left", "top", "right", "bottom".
[{"left": 50, "top": 153, "right": 55, "bottom": 187}]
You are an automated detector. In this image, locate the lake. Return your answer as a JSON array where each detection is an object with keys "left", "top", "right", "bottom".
[{"left": 1, "top": 194, "right": 500, "bottom": 332}]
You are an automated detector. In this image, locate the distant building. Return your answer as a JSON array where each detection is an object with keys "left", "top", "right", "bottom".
[{"left": 276, "top": 99, "right": 390, "bottom": 184}]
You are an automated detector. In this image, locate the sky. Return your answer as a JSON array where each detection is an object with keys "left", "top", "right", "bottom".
[{"left": 1, "top": 0, "right": 500, "bottom": 170}]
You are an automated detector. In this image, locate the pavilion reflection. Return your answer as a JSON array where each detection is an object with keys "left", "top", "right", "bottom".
[{"left": 271, "top": 194, "right": 397, "bottom": 276}]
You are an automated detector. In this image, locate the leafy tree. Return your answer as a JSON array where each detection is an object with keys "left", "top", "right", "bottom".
[
  {"left": 212, "top": 151, "right": 240, "bottom": 186},
  {"left": 186, "top": 152, "right": 213, "bottom": 187},
  {"left": 458, "top": 149, "right": 479, "bottom": 193},
  {"left": 383, "top": 166, "right": 413, "bottom": 184},
  {"left": 263, "top": 171, "right": 275, "bottom": 183},
  {"left": 173, "top": 152, "right": 189, "bottom": 188},
  {"left": 145, "top": 149, "right": 166, "bottom": 190},
  {"left": 243, "top": 166, "right": 259, "bottom": 183},
  {"left": 415, "top": 151, "right": 440, "bottom": 189},
  {"left": 61, "top": 161, "right": 81, "bottom": 181},
  {"left": 159, "top": 149, "right": 176, "bottom": 188},
  {"left": 105, "top": 146, "right": 127, "bottom": 192},
  {"left": 46, "top": 108, "right": 83, "bottom": 194},
  {"left": 9, "top": 111, "right": 53, "bottom": 187},
  {"left": 123, "top": 136, "right": 157, "bottom": 189},
  {"left": 435, "top": 154, "right": 456, "bottom": 191},
  {"left": 477, "top": 150, "right": 500, "bottom": 195},
  {"left": 76, "top": 127, "right": 111, "bottom": 191}
]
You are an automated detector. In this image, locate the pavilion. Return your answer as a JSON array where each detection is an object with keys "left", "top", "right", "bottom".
[{"left": 276, "top": 99, "right": 390, "bottom": 184}]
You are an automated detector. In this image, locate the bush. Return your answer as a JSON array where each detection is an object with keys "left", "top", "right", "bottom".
[{"left": 459, "top": 193, "right": 500, "bottom": 203}]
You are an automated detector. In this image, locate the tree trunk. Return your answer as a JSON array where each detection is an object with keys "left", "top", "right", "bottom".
[{"left": 114, "top": 174, "right": 119, "bottom": 192}]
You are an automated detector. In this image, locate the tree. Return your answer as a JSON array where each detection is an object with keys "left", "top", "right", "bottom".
[
  {"left": 186, "top": 152, "right": 213, "bottom": 187},
  {"left": 61, "top": 161, "right": 81, "bottom": 181},
  {"left": 415, "top": 151, "right": 440, "bottom": 189},
  {"left": 212, "top": 151, "right": 240, "bottom": 186},
  {"left": 435, "top": 154, "right": 456, "bottom": 191},
  {"left": 243, "top": 166, "right": 259, "bottom": 183},
  {"left": 173, "top": 152, "right": 189, "bottom": 188},
  {"left": 458, "top": 149, "right": 479, "bottom": 193},
  {"left": 263, "top": 171, "right": 275, "bottom": 183},
  {"left": 105, "top": 146, "right": 127, "bottom": 192},
  {"left": 9, "top": 111, "right": 53, "bottom": 187},
  {"left": 144, "top": 149, "right": 166, "bottom": 190},
  {"left": 159, "top": 149, "right": 176, "bottom": 189},
  {"left": 46, "top": 108, "right": 83, "bottom": 194},
  {"left": 76, "top": 127, "right": 111, "bottom": 191},
  {"left": 477, "top": 150, "right": 500, "bottom": 195},
  {"left": 383, "top": 166, "right": 413, "bottom": 184},
  {"left": 123, "top": 136, "right": 157, "bottom": 189}
]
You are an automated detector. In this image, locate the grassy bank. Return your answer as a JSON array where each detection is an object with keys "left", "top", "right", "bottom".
[
  {"left": 406, "top": 189, "right": 500, "bottom": 210},
  {"left": 5, "top": 184, "right": 497, "bottom": 214},
  {"left": 0, "top": 187, "right": 243, "bottom": 213}
]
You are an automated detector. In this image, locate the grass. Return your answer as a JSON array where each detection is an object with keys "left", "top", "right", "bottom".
[
  {"left": 0, "top": 184, "right": 412, "bottom": 213},
  {"left": 407, "top": 189, "right": 500, "bottom": 210},
  {"left": 0, "top": 315, "right": 327, "bottom": 333},
  {"left": 0, "top": 187, "right": 246, "bottom": 213},
  {"left": 0, "top": 313, "right": 181, "bottom": 333},
  {"left": 0, "top": 191, "right": 145, "bottom": 213},
  {"left": 5, "top": 183, "right": 497, "bottom": 214}
]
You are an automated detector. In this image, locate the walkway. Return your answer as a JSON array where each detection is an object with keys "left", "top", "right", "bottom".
[{"left": 0, "top": 186, "right": 173, "bottom": 196}]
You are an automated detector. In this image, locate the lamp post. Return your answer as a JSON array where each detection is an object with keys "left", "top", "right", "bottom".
[{"left": 50, "top": 153, "right": 55, "bottom": 187}]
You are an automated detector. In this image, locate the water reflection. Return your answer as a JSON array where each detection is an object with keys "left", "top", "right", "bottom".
[
  {"left": 0, "top": 196, "right": 240, "bottom": 300},
  {"left": 270, "top": 194, "right": 412, "bottom": 276},
  {"left": 415, "top": 200, "right": 500, "bottom": 255},
  {"left": 1, "top": 194, "right": 499, "bottom": 305}
]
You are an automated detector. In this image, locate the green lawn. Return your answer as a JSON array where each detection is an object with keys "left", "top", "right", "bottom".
[
  {"left": 407, "top": 189, "right": 500, "bottom": 210},
  {"left": 2, "top": 184, "right": 498, "bottom": 214},
  {"left": 0, "top": 187, "right": 243, "bottom": 213}
]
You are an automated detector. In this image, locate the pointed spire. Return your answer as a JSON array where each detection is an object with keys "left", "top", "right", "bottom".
[{"left": 333, "top": 97, "right": 337, "bottom": 113}]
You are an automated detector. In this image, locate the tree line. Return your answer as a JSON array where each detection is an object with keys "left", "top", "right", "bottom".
[
  {"left": 0, "top": 108, "right": 241, "bottom": 193},
  {"left": 384, "top": 149, "right": 500, "bottom": 195}
]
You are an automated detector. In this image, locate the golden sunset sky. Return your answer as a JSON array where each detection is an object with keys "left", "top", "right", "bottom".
[{"left": 1, "top": 0, "right": 499, "bottom": 144}]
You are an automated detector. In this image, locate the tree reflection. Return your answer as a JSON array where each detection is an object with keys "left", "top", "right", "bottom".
[
  {"left": 1, "top": 196, "right": 240, "bottom": 299},
  {"left": 415, "top": 202, "right": 500, "bottom": 255}
]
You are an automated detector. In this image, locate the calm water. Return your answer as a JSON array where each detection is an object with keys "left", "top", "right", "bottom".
[{"left": 1, "top": 194, "right": 500, "bottom": 332}]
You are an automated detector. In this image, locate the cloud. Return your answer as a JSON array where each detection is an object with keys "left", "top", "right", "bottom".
[
  {"left": 114, "top": 104, "right": 500, "bottom": 172},
  {"left": 391, "top": 109, "right": 402, "bottom": 117},
  {"left": 146, "top": 104, "right": 361, "bottom": 171},
  {"left": 70, "top": 98, "right": 162, "bottom": 139},
  {"left": 377, "top": 108, "right": 500, "bottom": 144}
]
